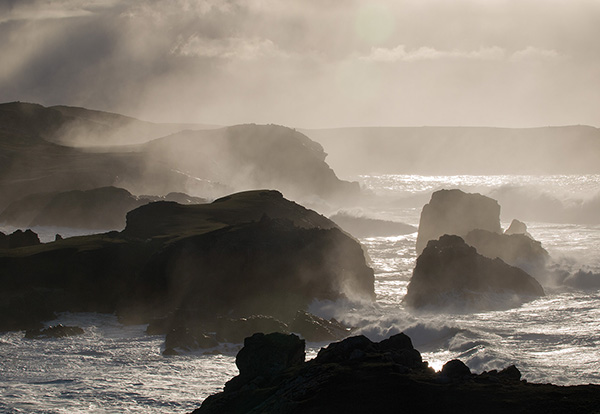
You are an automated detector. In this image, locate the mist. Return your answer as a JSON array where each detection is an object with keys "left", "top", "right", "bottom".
[{"left": 1, "top": 0, "right": 599, "bottom": 128}]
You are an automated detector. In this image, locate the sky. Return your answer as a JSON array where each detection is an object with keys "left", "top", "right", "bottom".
[{"left": 1, "top": 0, "right": 599, "bottom": 128}]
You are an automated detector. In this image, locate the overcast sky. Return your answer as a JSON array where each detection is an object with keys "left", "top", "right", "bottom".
[{"left": 1, "top": 0, "right": 599, "bottom": 128}]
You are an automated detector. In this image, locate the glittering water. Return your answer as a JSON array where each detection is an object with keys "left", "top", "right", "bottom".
[{"left": 1, "top": 174, "right": 599, "bottom": 412}]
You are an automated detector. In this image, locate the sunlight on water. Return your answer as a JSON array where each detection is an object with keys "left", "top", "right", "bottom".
[{"left": 2, "top": 174, "right": 600, "bottom": 412}]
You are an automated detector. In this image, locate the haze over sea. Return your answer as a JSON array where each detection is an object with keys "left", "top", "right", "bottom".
[{"left": 1, "top": 173, "right": 598, "bottom": 414}]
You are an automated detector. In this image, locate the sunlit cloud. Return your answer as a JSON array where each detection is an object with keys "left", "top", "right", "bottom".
[{"left": 359, "top": 45, "right": 506, "bottom": 62}]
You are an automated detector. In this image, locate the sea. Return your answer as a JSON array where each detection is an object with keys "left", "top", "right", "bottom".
[{"left": 1, "top": 174, "right": 599, "bottom": 413}]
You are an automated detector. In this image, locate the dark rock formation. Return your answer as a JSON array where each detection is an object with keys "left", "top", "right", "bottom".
[
  {"left": 24, "top": 324, "right": 84, "bottom": 339},
  {"left": 0, "top": 190, "right": 374, "bottom": 332},
  {"left": 329, "top": 212, "right": 417, "bottom": 237},
  {"left": 416, "top": 189, "right": 502, "bottom": 255},
  {"left": 465, "top": 229, "right": 549, "bottom": 277},
  {"left": 225, "top": 333, "right": 306, "bottom": 393},
  {"left": 404, "top": 235, "right": 544, "bottom": 311},
  {"left": 0, "top": 229, "right": 41, "bottom": 249},
  {"left": 193, "top": 333, "right": 600, "bottom": 414},
  {"left": 0, "top": 186, "right": 207, "bottom": 230},
  {"left": 158, "top": 310, "right": 352, "bottom": 355}
]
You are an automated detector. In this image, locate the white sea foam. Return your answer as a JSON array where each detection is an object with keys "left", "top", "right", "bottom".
[{"left": 2, "top": 174, "right": 600, "bottom": 412}]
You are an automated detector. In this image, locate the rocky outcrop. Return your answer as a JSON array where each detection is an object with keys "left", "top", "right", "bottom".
[
  {"left": 0, "top": 229, "right": 41, "bottom": 249},
  {"left": 159, "top": 311, "right": 351, "bottom": 355},
  {"left": 504, "top": 218, "right": 531, "bottom": 237},
  {"left": 0, "top": 190, "right": 374, "bottom": 332},
  {"left": 329, "top": 212, "right": 417, "bottom": 237},
  {"left": 193, "top": 333, "right": 600, "bottom": 414},
  {"left": 416, "top": 189, "right": 502, "bottom": 254},
  {"left": 24, "top": 324, "right": 84, "bottom": 339},
  {"left": 465, "top": 229, "right": 549, "bottom": 277},
  {"left": 404, "top": 235, "right": 544, "bottom": 311},
  {"left": 0, "top": 186, "right": 207, "bottom": 230}
]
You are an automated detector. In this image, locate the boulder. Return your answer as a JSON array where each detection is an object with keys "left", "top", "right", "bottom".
[
  {"left": 163, "top": 327, "right": 219, "bottom": 355},
  {"left": 441, "top": 359, "right": 471, "bottom": 379},
  {"left": 464, "top": 229, "right": 549, "bottom": 277},
  {"left": 416, "top": 189, "right": 502, "bottom": 255},
  {"left": 404, "top": 235, "right": 545, "bottom": 311}
]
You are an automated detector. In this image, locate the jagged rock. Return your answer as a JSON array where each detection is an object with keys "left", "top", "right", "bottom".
[
  {"left": 465, "top": 228, "right": 549, "bottom": 277},
  {"left": 404, "top": 235, "right": 545, "bottom": 311},
  {"left": 25, "top": 324, "right": 84, "bottom": 339},
  {"left": 194, "top": 334, "right": 600, "bottom": 414},
  {"left": 416, "top": 189, "right": 502, "bottom": 254},
  {"left": 0, "top": 229, "right": 41, "bottom": 249},
  {"left": 504, "top": 219, "right": 531, "bottom": 237}
]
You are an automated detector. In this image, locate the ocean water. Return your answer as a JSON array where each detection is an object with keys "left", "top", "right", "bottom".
[{"left": 1, "top": 174, "right": 599, "bottom": 413}]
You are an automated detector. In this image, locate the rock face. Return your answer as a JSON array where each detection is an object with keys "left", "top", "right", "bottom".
[
  {"left": 464, "top": 229, "right": 549, "bottom": 277},
  {"left": 0, "top": 190, "right": 374, "bottom": 332},
  {"left": 194, "top": 333, "right": 600, "bottom": 414},
  {"left": 329, "top": 212, "right": 417, "bottom": 237},
  {"left": 0, "top": 229, "right": 41, "bottom": 249},
  {"left": 404, "top": 235, "right": 544, "bottom": 311},
  {"left": 416, "top": 189, "right": 502, "bottom": 255}
]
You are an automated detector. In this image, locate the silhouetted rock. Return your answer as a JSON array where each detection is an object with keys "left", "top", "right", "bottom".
[
  {"left": 194, "top": 333, "right": 600, "bottom": 414},
  {"left": 225, "top": 332, "right": 305, "bottom": 393},
  {"left": 465, "top": 228, "right": 549, "bottom": 277},
  {"left": 504, "top": 218, "right": 531, "bottom": 237},
  {"left": 0, "top": 229, "right": 41, "bottom": 249},
  {"left": 163, "top": 327, "right": 219, "bottom": 355},
  {"left": 441, "top": 359, "right": 471, "bottom": 379},
  {"left": 416, "top": 189, "right": 502, "bottom": 254},
  {"left": 329, "top": 212, "right": 417, "bottom": 237},
  {"left": 24, "top": 324, "right": 84, "bottom": 339},
  {"left": 404, "top": 235, "right": 545, "bottom": 311},
  {"left": 0, "top": 190, "right": 374, "bottom": 332}
]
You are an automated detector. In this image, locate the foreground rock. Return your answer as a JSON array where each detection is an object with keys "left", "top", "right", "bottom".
[
  {"left": 404, "top": 235, "right": 544, "bottom": 311},
  {"left": 194, "top": 333, "right": 600, "bottom": 414},
  {"left": 0, "top": 190, "right": 374, "bottom": 332}
]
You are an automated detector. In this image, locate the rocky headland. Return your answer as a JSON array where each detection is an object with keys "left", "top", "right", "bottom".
[
  {"left": 0, "top": 190, "right": 374, "bottom": 336},
  {"left": 193, "top": 332, "right": 600, "bottom": 414}
]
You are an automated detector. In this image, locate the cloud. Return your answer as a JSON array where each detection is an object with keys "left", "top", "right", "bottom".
[
  {"left": 171, "top": 36, "right": 289, "bottom": 60},
  {"left": 509, "top": 46, "right": 562, "bottom": 62},
  {"left": 0, "top": 0, "right": 119, "bottom": 23},
  {"left": 360, "top": 45, "right": 506, "bottom": 62}
]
